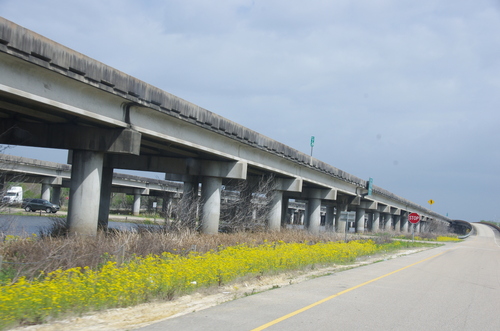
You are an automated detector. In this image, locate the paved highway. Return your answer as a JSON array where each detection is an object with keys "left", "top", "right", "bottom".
[{"left": 137, "top": 223, "right": 500, "bottom": 331}]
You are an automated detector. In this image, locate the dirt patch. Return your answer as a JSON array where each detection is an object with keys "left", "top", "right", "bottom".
[{"left": 11, "top": 247, "right": 430, "bottom": 331}]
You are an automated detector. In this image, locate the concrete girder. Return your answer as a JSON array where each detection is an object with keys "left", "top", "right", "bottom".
[
  {"left": 0, "top": 120, "right": 141, "bottom": 155},
  {"left": 360, "top": 200, "right": 377, "bottom": 210},
  {"left": 275, "top": 178, "right": 303, "bottom": 192},
  {"left": 391, "top": 207, "right": 401, "bottom": 215},
  {"left": 290, "top": 187, "right": 337, "bottom": 201},
  {"left": 107, "top": 155, "right": 247, "bottom": 180},
  {"left": 378, "top": 204, "right": 390, "bottom": 213}
]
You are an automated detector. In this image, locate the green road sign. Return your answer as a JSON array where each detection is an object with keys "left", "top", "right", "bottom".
[{"left": 367, "top": 177, "right": 373, "bottom": 196}]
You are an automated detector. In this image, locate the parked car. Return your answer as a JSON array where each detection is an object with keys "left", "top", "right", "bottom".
[{"left": 22, "top": 199, "right": 60, "bottom": 213}]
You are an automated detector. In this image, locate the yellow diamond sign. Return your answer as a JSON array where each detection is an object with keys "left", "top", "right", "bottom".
[{"left": 428, "top": 199, "right": 435, "bottom": 205}]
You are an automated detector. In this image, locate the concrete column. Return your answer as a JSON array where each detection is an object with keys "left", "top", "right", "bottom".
[
  {"left": 183, "top": 177, "right": 199, "bottom": 201},
  {"left": 132, "top": 190, "right": 141, "bottom": 216},
  {"left": 366, "top": 213, "right": 373, "bottom": 232},
  {"left": 0, "top": 178, "right": 5, "bottom": 196},
  {"left": 200, "top": 176, "right": 222, "bottom": 234},
  {"left": 67, "top": 150, "right": 104, "bottom": 236},
  {"left": 402, "top": 214, "right": 409, "bottom": 233},
  {"left": 384, "top": 214, "right": 393, "bottom": 231},
  {"left": 394, "top": 215, "right": 401, "bottom": 232},
  {"left": 325, "top": 205, "right": 335, "bottom": 231},
  {"left": 307, "top": 197, "right": 321, "bottom": 234},
  {"left": 98, "top": 166, "right": 113, "bottom": 230},
  {"left": 356, "top": 208, "right": 365, "bottom": 233},
  {"left": 281, "top": 196, "right": 289, "bottom": 227},
  {"left": 41, "top": 183, "right": 51, "bottom": 201},
  {"left": 268, "top": 190, "right": 283, "bottom": 231},
  {"left": 51, "top": 186, "right": 61, "bottom": 206},
  {"left": 335, "top": 200, "right": 348, "bottom": 233},
  {"left": 372, "top": 211, "right": 380, "bottom": 232},
  {"left": 303, "top": 201, "right": 310, "bottom": 228}
]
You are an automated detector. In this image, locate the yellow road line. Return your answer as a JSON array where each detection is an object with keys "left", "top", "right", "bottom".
[{"left": 251, "top": 250, "right": 446, "bottom": 331}]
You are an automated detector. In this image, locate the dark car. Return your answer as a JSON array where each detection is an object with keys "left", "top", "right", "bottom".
[{"left": 22, "top": 199, "right": 60, "bottom": 213}]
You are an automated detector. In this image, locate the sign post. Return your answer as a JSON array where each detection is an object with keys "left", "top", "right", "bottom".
[
  {"left": 310, "top": 136, "right": 315, "bottom": 156},
  {"left": 408, "top": 212, "right": 420, "bottom": 242}
]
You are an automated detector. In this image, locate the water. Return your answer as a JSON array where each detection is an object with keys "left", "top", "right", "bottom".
[{"left": 0, "top": 214, "right": 140, "bottom": 237}]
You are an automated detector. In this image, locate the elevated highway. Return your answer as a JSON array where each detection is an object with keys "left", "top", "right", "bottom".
[{"left": 0, "top": 17, "right": 452, "bottom": 234}]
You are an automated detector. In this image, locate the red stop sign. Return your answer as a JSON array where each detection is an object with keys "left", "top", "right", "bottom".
[{"left": 408, "top": 212, "right": 420, "bottom": 224}]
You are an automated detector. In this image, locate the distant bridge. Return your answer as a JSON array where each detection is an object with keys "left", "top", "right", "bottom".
[
  {"left": 0, "top": 153, "right": 182, "bottom": 215},
  {"left": 0, "top": 17, "right": 452, "bottom": 235}
]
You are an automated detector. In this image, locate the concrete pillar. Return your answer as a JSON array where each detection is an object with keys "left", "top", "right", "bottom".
[
  {"left": 372, "top": 211, "right": 380, "bottom": 232},
  {"left": 335, "top": 200, "right": 348, "bottom": 233},
  {"left": 0, "top": 178, "right": 5, "bottom": 196},
  {"left": 307, "top": 197, "right": 321, "bottom": 234},
  {"left": 67, "top": 150, "right": 104, "bottom": 236},
  {"left": 41, "top": 182, "right": 51, "bottom": 201},
  {"left": 183, "top": 177, "right": 199, "bottom": 200},
  {"left": 366, "top": 213, "right": 373, "bottom": 232},
  {"left": 402, "top": 214, "right": 409, "bottom": 233},
  {"left": 268, "top": 190, "right": 283, "bottom": 231},
  {"left": 132, "top": 190, "right": 141, "bottom": 216},
  {"left": 394, "top": 215, "right": 401, "bottom": 232},
  {"left": 325, "top": 205, "right": 335, "bottom": 231},
  {"left": 356, "top": 208, "right": 365, "bottom": 233},
  {"left": 98, "top": 166, "right": 113, "bottom": 230},
  {"left": 384, "top": 214, "right": 392, "bottom": 231},
  {"left": 51, "top": 186, "right": 61, "bottom": 206},
  {"left": 200, "top": 176, "right": 222, "bottom": 234},
  {"left": 303, "top": 201, "right": 310, "bottom": 228},
  {"left": 281, "top": 196, "right": 289, "bottom": 227}
]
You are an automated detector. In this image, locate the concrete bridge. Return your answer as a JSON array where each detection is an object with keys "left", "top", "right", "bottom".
[{"left": 0, "top": 17, "right": 452, "bottom": 235}]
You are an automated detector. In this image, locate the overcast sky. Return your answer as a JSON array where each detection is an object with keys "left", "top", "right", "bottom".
[{"left": 2, "top": 0, "right": 500, "bottom": 222}]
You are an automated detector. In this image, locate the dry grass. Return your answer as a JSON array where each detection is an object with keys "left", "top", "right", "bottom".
[{"left": 1, "top": 222, "right": 356, "bottom": 283}]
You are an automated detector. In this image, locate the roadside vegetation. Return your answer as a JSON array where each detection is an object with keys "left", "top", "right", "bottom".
[
  {"left": 0, "top": 175, "right": 461, "bottom": 329},
  {"left": 0, "top": 228, "right": 439, "bottom": 329}
]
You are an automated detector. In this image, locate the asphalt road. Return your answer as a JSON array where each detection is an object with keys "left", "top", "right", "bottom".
[{"left": 137, "top": 223, "right": 500, "bottom": 331}]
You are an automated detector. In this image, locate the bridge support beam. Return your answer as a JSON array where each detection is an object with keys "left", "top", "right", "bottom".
[
  {"left": 372, "top": 211, "right": 380, "bottom": 232},
  {"left": 356, "top": 208, "right": 365, "bottom": 233},
  {"left": 133, "top": 190, "right": 142, "bottom": 216},
  {"left": 51, "top": 186, "right": 61, "bottom": 205},
  {"left": 200, "top": 176, "right": 222, "bottom": 234},
  {"left": 394, "top": 215, "right": 401, "bottom": 232},
  {"left": 98, "top": 166, "right": 113, "bottom": 230},
  {"left": 67, "top": 150, "right": 104, "bottom": 236},
  {"left": 335, "top": 198, "right": 349, "bottom": 233},
  {"left": 325, "top": 205, "right": 335, "bottom": 231},
  {"left": 267, "top": 178, "right": 303, "bottom": 231},
  {"left": 41, "top": 182, "right": 51, "bottom": 201},
  {"left": 401, "top": 212, "right": 409, "bottom": 233},
  {"left": 268, "top": 190, "right": 283, "bottom": 231},
  {"left": 307, "top": 197, "right": 321, "bottom": 234},
  {"left": 384, "top": 213, "right": 393, "bottom": 231}
]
